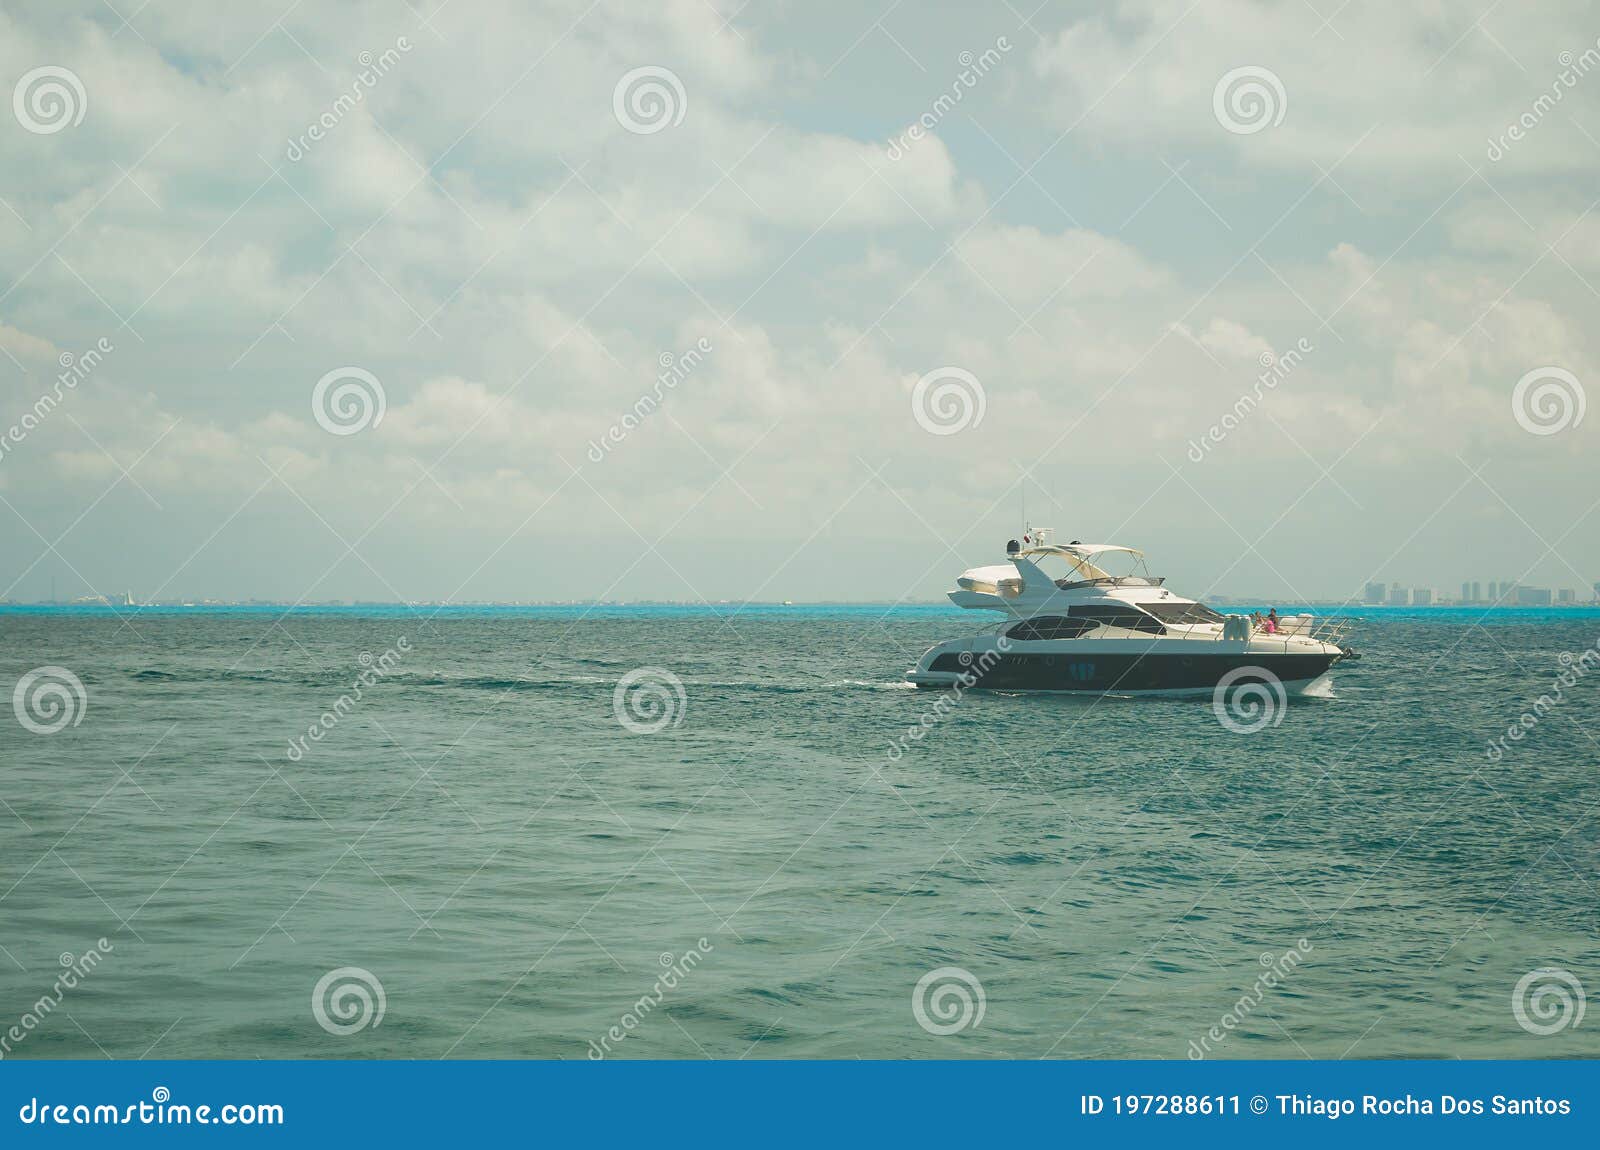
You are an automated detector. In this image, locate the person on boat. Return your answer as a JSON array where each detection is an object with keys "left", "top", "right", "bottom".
[
  {"left": 1263, "top": 608, "right": 1279, "bottom": 634},
  {"left": 1249, "top": 610, "right": 1263, "bottom": 630}
]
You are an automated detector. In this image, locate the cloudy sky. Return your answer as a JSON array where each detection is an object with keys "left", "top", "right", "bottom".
[{"left": 1, "top": 0, "right": 1596, "bottom": 604}]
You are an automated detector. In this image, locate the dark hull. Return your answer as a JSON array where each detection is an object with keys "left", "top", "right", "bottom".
[{"left": 922, "top": 650, "right": 1338, "bottom": 693}]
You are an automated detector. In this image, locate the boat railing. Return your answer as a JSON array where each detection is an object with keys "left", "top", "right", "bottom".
[
  {"left": 1308, "top": 616, "right": 1353, "bottom": 647},
  {"left": 984, "top": 612, "right": 1356, "bottom": 655},
  {"left": 1214, "top": 613, "right": 1353, "bottom": 654}
]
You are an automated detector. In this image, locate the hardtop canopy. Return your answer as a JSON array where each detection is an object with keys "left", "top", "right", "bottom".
[{"left": 1016, "top": 542, "right": 1146, "bottom": 582}]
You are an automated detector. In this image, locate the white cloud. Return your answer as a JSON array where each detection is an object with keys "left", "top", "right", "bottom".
[
  {"left": 1031, "top": 0, "right": 1600, "bottom": 176},
  {"left": 0, "top": 0, "right": 1595, "bottom": 601},
  {"left": 0, "top": 321, "right": 59, "bottom": 364}
]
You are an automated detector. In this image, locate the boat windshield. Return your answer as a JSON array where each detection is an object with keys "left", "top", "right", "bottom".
[{"left": 1139, "top": 601, "right": 1225, "bottom": 625}]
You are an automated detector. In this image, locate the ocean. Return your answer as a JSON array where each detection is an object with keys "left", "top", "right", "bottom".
[{"left": 2, "top": 605, "right": 1598, "bottom": 1059}]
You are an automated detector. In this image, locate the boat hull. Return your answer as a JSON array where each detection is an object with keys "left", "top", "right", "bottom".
[{"left": 907, "top": 649, "right": 1340, "bottom": 695}]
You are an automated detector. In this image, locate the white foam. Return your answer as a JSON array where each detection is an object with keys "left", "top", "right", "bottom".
[{"left": 1296, "top": 674, "right": 1337, "bottom": 699}]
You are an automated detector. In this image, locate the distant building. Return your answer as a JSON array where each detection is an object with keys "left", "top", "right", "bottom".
[
  {"left": 1364, "top": 581, "right": 1387, "bottom": 606},
  {"left": 1471, "top": 581, "right": 1482, "bottom": 602},
  {"left": 1413, "top": 588, "right": 1434, "bottom": 606},
  {"left": 1558, "top": 588, "right": 1576, "bottom": 604},
  {"left": 1460, "top": 582, "right": 1472, "bottom": 604},
  {"left": 1388, "top": 583, "right": 1411, "bottom": 606},
  {"left": 1516, "top": 586, "right": 1553, "bottom": 606}
]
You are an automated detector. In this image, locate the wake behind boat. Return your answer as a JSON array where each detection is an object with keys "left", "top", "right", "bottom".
[{"left": 906, "top": 528, "right": 1354, "bottom": 696}]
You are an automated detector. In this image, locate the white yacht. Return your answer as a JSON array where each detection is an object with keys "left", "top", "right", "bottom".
[{"left": 906, "top": 528, "right": 1353, "bottom": 695}]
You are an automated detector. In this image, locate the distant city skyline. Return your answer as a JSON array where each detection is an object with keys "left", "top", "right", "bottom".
[{"left": 1362, "top": 579, "right": 1599, "bottom": 607}]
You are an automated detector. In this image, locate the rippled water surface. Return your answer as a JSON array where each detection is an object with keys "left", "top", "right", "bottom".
[{"left": 3, "top": 605, "right": 1598, "bottom": 1059}]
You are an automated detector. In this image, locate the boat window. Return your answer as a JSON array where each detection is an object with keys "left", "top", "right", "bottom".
[
  {"left": 1139, "top": 601, "right": 1225, "bottom": 625},
  {"left": 1069, "top": 605, "right": 1167, "bottom": 635},
  {"left": 1005, "top": 615, "right": 1095, "bottom": 641}
]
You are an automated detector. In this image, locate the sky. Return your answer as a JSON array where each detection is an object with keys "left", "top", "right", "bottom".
[{"left": 1, "top": 0, "right": 1597, "bottom": 605}]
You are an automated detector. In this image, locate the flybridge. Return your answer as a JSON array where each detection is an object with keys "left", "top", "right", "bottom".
[{"left": 952, "top": 527, "right": 1168, "bottom": 614}]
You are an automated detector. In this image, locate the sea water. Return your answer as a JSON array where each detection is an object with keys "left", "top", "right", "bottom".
[{"left": 2, "top": 605, "right": 1597, "bottom": 1059}]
